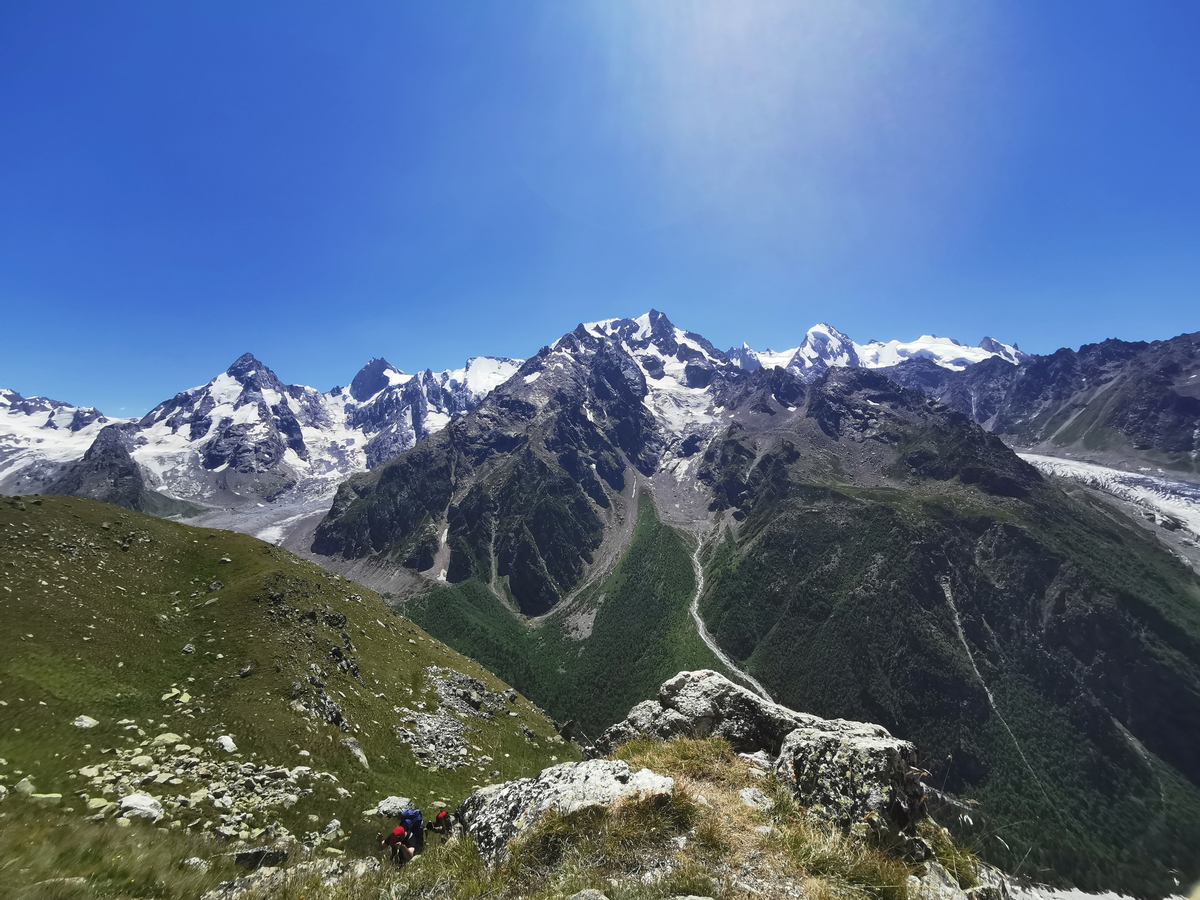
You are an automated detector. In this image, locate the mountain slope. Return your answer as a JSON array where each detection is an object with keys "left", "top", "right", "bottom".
[
  {"left": 0, "top": 493, "right": 575, "bottom": 863},
  {"left": 694, "top": 370, "right": 1200, "bottom": 893},
  {"left": 882, "top": 331, "right": 1200, "bottom": 477},
  {"left": 308, "top": 313, "right": 1200, "bottom": 895}
]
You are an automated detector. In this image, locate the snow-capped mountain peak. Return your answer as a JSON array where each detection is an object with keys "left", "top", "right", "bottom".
[
  {"left": 787, "top": 323, "right": 860, "bottom": 377},
  {"left": 855, "top": 334, "right": 1006, "bottom": 371},
  {"left": 729, "top": 323, "right": 1025, "bottom": 378},
  {"left": 348, "top": 357, "right": 411, "bottom": 403},
  {"left": 0, "top": 389, "right": 127, "bottom": 495},
  {"left": 575, "top": 310, "right": 726, "bottom": 382}
]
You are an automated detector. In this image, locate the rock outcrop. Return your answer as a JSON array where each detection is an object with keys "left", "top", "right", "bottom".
[
  {"left": 591, "top": 670, "right": 816, "bottom": 756},
  {"left": 457, "top": 759, "right": 674, "bottom": 862},
  {"left": 774, "top": 722, "right": 923, "bottom": 831},
  {"left": 595, "top": 670, "right": 925, "bottom": 833}
]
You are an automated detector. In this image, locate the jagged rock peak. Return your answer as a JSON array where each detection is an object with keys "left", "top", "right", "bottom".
[
  {"left": 349, "top": 357, "right": 405, "bottom": 402},
  {"left": 225, "top": 352, "right": 269, "bottom": 379}
]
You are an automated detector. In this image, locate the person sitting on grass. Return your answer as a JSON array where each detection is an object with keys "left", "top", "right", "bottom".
[{"left": 378, "top": 825, "right": 415, "bottom": 865}]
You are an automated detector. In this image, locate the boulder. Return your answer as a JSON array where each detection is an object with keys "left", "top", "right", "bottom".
[
  {"left": 592, "top": 670, "right": 819, "bottom": 756},
  {"left": 376, "top": 795, "right": 414, "bottom": 818},
  {"left": 340, "top": 738, "right": 369, "bottom": 769},
  {"left": 73, "top": 715, "right": 99, "bottom": 729},
  {"left": 773, "top": 723, "right": 924, "bottom": 832},
  {"left": 458, "top": 758, "right": 674, "bottom": 862},
  {"left": 201, "top": 857, "right": 379, "bottom": 900},
  {"left": 215, "top": 735, "right": 237, "bottom": 753},
  {"left": 235, "top": 846, "right": 288, "bottom": 870},
  {"left": 15, "top": 777, "right": 35, "bottom": 796},
  {"left": 594, "top": 670, "right": 927, "bottom": 834},
  {"left": 119, "top": 792, "right": 164, "bottom": 822},
  {"left": 151, "top": 732, "right": 183, "bottom": 748}
]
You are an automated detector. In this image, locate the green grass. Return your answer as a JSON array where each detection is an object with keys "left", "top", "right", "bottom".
[
  {"left": 0, "top": 494, "right": 577, "bottom": 862},
  {"left": 407, "top": 494, "right": 731, "bottom": 737},
  {"left": 0, "top": 794, "right": 241, "bottom": 900}
]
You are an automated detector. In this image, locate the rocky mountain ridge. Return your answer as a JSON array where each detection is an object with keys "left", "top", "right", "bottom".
[
  {"left": 880, "top": 330, "right": 1200, "bottom": 477},
  {"left": 309, "top": 311, "right": 1200, "bottom": 894},
  {"left": 0, "top": 353, "right": 522, "bottom": 517},
  {"left": 727, "top": 322, "right": 1026, "bottom": 380}
]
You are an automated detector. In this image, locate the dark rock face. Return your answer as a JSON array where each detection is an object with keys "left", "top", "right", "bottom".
[
  {"left": 882, "top": 331, "right": 1200, "bottom": 474},
  {"left": 315, "top": 317, "right": 697, "bottom": 614},
  {"left": 45, "top": 423, "right": 148, "bottom": 510},
  {"left": 348, "top": 357, "right": 395, "bottom": 402}
]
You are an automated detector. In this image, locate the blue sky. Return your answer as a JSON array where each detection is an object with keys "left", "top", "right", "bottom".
[{"left": 1, "top": 1, "right": 1198, "bottom": 414}]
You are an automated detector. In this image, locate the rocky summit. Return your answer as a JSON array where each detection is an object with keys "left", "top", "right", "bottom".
[{"left": 593, "top": 671, "right": 925, "bottom": 836}]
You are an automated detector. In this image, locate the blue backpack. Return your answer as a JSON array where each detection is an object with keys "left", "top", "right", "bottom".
[{"left": 400, "top": 808, "right": 424, "bottom": 847}]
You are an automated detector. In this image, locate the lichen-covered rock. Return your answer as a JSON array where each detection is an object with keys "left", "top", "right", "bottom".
[
  {"left": 458, "top": 758, "right": 674, "bottom": 862},
  {"left": 773, "top": 724, "right": 924, "bottom": 831},
  {"left": 595, "top": 670, "right": 926, "bottom": 834},
  {"left": 592, "top": 670, "right": 818, "bottom": 756}
]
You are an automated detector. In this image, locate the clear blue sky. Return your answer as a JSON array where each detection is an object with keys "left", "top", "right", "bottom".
[{"left": 1, "top": 2, "right": 1198, "bottom": 414}]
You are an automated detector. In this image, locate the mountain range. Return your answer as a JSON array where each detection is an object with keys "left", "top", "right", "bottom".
[
  {"left": 3, "top": 310, "right": 1200, "bottom": 894},
  {"left": 0, "top": 315, "right": 1032, "bottom": 526}
]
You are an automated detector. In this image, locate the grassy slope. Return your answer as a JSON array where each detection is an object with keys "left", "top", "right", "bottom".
[
  {"left": 0, "top": 494, "right": 578, "bottom": 896},
  {"left": 407, "top": 494, "right": 727, "bottom": 738},
  {"left": 698, "top": 483, "right": 1200, "bottom": 896}
]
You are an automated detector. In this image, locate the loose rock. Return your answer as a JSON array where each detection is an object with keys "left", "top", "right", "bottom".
[
  {"left": 376, "top": 796, "right": 414, "bottom": 818},
  {"left": 119, "top": 793, "right": 164, "bottom": 822}
]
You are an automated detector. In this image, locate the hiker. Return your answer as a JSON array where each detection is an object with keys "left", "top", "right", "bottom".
[
  {"left": 426, "top": 808, "right": 454, "bottom": 841},
  {"left": 378, "top": 825, "right": 415, "bottom": 865}
]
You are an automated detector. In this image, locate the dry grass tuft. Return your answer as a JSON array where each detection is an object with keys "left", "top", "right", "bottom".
[{"left": 0, "top": 797, "right": 239, "bottom": 900}]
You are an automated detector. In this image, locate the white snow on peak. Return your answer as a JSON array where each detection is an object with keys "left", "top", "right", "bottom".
[
  {"left": 790, "top": 324, "right": 859, "bottom": 370},
  {"left": 734, "top": 324, "right": 1023, "bottom": 377},
  {"left": 855, "top": 335, "right": 997, "bottom": 371},
  {"left": 445, "top": 356, "right": 523, "bottom": 398},
  {"left": 584, "top": 313, "right": 653, "bottom": 342},
  {"left": 0, "top": 389, "right": 131, "bottom": 493}
]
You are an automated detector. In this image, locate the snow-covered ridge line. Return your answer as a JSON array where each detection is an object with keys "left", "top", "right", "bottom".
[
  {"left": 0, "top": 388, "right": 134, "bottom": 492},
  {"left": 0, "top": 353, "right": 524, "bottom": 509},
  {"left": 729, "top": 323, "right": 1025, "bottom": 380}
]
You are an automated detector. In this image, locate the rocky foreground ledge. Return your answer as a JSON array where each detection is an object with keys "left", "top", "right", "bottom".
[
  {"left": 207, "top": 670, "right": 1010, "bottom": 900},
  {"left": 590, "top": 669, "right": 926, "bottom": 835}
]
